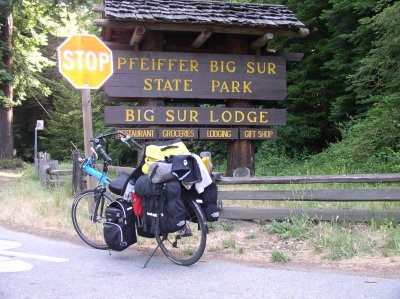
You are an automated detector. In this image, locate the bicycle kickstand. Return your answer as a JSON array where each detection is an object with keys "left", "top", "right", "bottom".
[{"left": 142, "top": 244, "right": 160, "bottom": 269}]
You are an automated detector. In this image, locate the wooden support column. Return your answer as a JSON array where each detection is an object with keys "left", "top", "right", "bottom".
[
  {"left": 138, "top": 30, "right": 164, "bottom": 156},
  {"left": 225, "top": 35, "right": 254, "bottom": 177}
]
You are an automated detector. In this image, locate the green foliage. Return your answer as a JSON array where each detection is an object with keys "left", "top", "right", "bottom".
[
  {"left": 270, "top": 251, "right": 291, "bottom": 263},
  {"left": 312, "top": 223, "right": 376, "bottom": 260},
  {"left": 265, "top": 216, "right": 312, "bottom": 240},
  {"left": 0, "top": 157, "right": 25, "bottom": 169}
]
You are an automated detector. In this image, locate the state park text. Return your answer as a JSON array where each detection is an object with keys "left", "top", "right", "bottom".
[
  {"left": 105, "top": 51, "right": 287, "bottom": 101},
  {"left": 104, "top": 107, "right": 286, "bottom": 126}
]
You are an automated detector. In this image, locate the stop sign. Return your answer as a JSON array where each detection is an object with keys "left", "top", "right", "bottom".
[{"left": 57, "top": 34, "right": 113, "bottom": 89}]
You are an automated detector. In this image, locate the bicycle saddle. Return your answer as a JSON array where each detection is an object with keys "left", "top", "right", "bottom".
[{"left": 108, "top": 172, "right": 130, "bottom": 196}]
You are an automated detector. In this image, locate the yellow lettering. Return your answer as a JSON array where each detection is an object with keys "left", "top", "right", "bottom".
[
  {"left": 235, "top": 111, "right": 245, "bottom": 123},
  {"left": 247, "top": 111, "right": 257, "bottom": 123},
  {"left": 168, "top": 59, "right": 177, "bottom": 71},
  {"left": 141, "top": 58, "right": 149, "bottom": 71},
  {"left": 190, "top": 60, "right": 199, "bottom": 72},
  {"left": 129, "top": 58, "right": 138, "bottom": 70},
  {"left": 125, "top": 109, "right": 134, "bottom": 121},
  {"left": 166, "top": 109, "right": 174, "bottom": 122},
  {"left": 210, "top": 110, "right": 219, "bottom": 123},
  {"left": 221, "top": 111, "right": 232, "bottom": 123},
  {"left": 231, "top": 81, "right": 240, "bottom": 93},
  {"left": 226, "top": 61, "right": 236, "bottom": 73},
  {"left": 179, "top": 59, "right": 189, "bottom": 72},
  {"left": 211, "top": 80, "right": 220, "bottom": 92},
  {"left": 183, "top": 79, "right": 193, "bottom": 92},
  {"left": 143, "top": 78, "right": 152, "bottom": 91},
  {"left": 118, "top": 57, "right": 126, "bottom": 70},
  {"left": 243, "top": 81, "right": 252, "bottom": 93},
  {"left": 268, "top": 63, "right": 276, "bottom": 75},
  {"left": 163, "top": 79, "right": 173, "bottom": 91},
  {"left": 190, "top": 110, "right": 199, "bottom": 123},
  {"left": 220, "top": 81, "right": 229, "bottom": 93},
  {"left": 154, "top": 78, "right": 162, "bottom": 90},
  {"left": 260, "top": 111, "right": 269, "bottom": 123},
  {"left": 257, "top": 62, "right": 266, "bottom": 74},
  {"left": 246, "top": 61, "right": 255, "bottom": 74},
  {"left": 158, "top": 58, "right": 166, "bottom": 71},
  {"left": 177, "top": 110, "right": 187, "bottom": 122},
  {"left": 210, "top": 61, "right": 218, "bottom": 72},
  {"left": 144, "top": 110, "right": 154, "bottom": 122}
]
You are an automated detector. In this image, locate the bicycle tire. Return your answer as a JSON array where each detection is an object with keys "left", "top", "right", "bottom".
[
  {"left": 155, "top": 200, "right": 208, "bottom": 266},
  {"left": 71, "top": 189, "right": 114, "bottom": 250}
]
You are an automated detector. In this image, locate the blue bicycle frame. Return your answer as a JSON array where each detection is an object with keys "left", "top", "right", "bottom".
[{"left": 82, "top": 155, "right": 109, "bottom": 188}]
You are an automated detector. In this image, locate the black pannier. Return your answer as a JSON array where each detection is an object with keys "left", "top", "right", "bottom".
[
  {"left": 181, "top": 175, "right": 219, "bottom": 222},
  {"left": 103, "top": 200, "right": 137, "bottom": 251},
  {"left": 135, "top": 175, "right": 187, "bottom": 236}
]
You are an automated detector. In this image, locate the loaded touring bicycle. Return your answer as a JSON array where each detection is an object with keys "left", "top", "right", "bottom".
[{"left": 71, "top": 130, "right": 218, "bottom": 266}]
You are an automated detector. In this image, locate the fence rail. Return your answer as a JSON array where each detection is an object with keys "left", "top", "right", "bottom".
[
  {"left": 37, "top": 150, "right": 400, "bottom": 223},
  {"left": 215, "top": 174, "right": 400, "bottom": 222}
]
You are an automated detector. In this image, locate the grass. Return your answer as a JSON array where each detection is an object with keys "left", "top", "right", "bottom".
[
  {"left": 271, "top": 251, "right": 291, "bottom": 263},
  {"left": 0, "top": 166, "right": 73, "bottom": 231},
  {"left": 222, "top": 236, "right": 236, "bottom": 249},
  {"left": 265, "top": 216, "right": 312, "bottom": 240}
]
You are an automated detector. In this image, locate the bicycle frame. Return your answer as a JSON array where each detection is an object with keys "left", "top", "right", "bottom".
[{"left": 82, "top": 154, "right": 109, "bottom": 188}]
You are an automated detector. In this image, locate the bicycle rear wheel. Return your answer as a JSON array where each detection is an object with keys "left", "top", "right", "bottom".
[
  {"left": 71, "top": 189, "right": 114, "bottom": 250},
  {"left": 155, "top": 200, "right": 208, "bottom": 266}
]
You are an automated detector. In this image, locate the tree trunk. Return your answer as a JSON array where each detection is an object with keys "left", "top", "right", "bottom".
[{"left": 0, "top": 1, "right": 14, "bottom": 159}]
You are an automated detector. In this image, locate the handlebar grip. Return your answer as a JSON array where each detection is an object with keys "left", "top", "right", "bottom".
[{"left": 98, "top": 146, "right": 112, "bottom": 163}]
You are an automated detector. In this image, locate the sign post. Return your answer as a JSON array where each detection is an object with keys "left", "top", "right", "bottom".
[
  {"left": 58, "top": 34, "right": 113, "bottom": 188},
  {"left": 34, "top": 120, "right": 44, "bottom": 176}
]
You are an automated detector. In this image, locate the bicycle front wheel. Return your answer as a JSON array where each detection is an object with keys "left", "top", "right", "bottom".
[
  {"left": 71, "top": 189, "right": 114, "bottom": 250},
  {"left": 155, "top": 200, "right": 208, "bottom": 266}
]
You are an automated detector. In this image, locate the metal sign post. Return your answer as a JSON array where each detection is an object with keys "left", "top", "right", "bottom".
[{"left": 34, "top": 120, "right": 44, "bottom": 176}]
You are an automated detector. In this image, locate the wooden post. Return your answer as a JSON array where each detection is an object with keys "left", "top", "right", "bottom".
[
  {"left": 225, "top": 35, "right": 255, "bottom": 177},
  {"left": 72, "top": 149, "right": 84, "bottom": 194},
  {"left": 81, "top": 88, "right": 95, "bottom": 189}
]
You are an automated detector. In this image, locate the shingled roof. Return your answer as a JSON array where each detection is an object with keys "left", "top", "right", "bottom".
[{"left": 104, "top": 0, "right": 306, "bottom": 30}]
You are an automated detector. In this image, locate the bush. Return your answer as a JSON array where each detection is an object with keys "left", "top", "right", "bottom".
[{"left": 0, "top": 158, "right": 26, "bottom": 170}]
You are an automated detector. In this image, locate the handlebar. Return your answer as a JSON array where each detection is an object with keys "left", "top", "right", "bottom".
[{"left": 88, "top": 130, "right": 143, "bottom": 163}]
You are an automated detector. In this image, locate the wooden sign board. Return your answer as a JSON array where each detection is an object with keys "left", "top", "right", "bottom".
[
  {"left": 105, "top": 106, "right": 286, "bottom": 127},
  {"left": 240, "top": 128, "right": 277, "bottom": 140},
  {"left": 199, "top": 128, "right": 238, "bottom": 140},
  {"left": 105, "top": 51, "right": 286, "bottom": 101},
  {"left": 115, "top": 128, "right": 277, "bottom": 140}
]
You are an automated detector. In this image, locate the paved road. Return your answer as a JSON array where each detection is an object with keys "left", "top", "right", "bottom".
[{"left": 0, "top": 226, "right": 399, "bottom": 299}]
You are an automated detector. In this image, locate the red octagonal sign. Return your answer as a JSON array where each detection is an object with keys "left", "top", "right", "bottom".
[{"left": 57, "top": 34, "right": 113, "bottom": 89}]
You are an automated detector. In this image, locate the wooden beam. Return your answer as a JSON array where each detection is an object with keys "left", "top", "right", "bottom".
[
  {"left": 218, "top": 189, "right": 400, "bottom": 201},
  {"left": 219, "top": 207, "right": 400, "bottom": 222},
  {"left": 129, "top": 26, "right": 146, "bottom": 46},
  {"left": 191, "top": 29, "right": 212, "bottom": 48},
  {"left": 216, "top": 173, "right": 400, "bottom": 184},
  {"left": 250, "top": 32, "right": 273, "bottom": 50},
  {"left": 94, "top": 19, "right": 309, "bottom": 37}
]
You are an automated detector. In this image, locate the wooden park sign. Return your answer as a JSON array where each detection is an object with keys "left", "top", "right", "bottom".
[
  {"left": 105, "top": 51, "right": 286, "bottom": 101},
  {"left": 115, "top": 127, "right": 277, "bottom": 140},
  {"left": 105, "top": 106, "right": 286, "bottom": 126}
]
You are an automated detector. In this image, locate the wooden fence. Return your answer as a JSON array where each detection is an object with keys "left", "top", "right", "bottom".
[
  {"left": 38, "top": 150, "right": 400, "bottom": 223},
  {"left": 216, "top": 174, "right": 400, "bottom": 222}
]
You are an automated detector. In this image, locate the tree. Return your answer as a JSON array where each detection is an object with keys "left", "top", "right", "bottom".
[{"left": 0, "top": 0, "right": 13, "bottom": 158}]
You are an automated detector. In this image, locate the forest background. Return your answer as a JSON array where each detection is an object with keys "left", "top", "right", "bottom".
[{"left": 0, "top": 0, "right": 399, "bottom": 176}]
